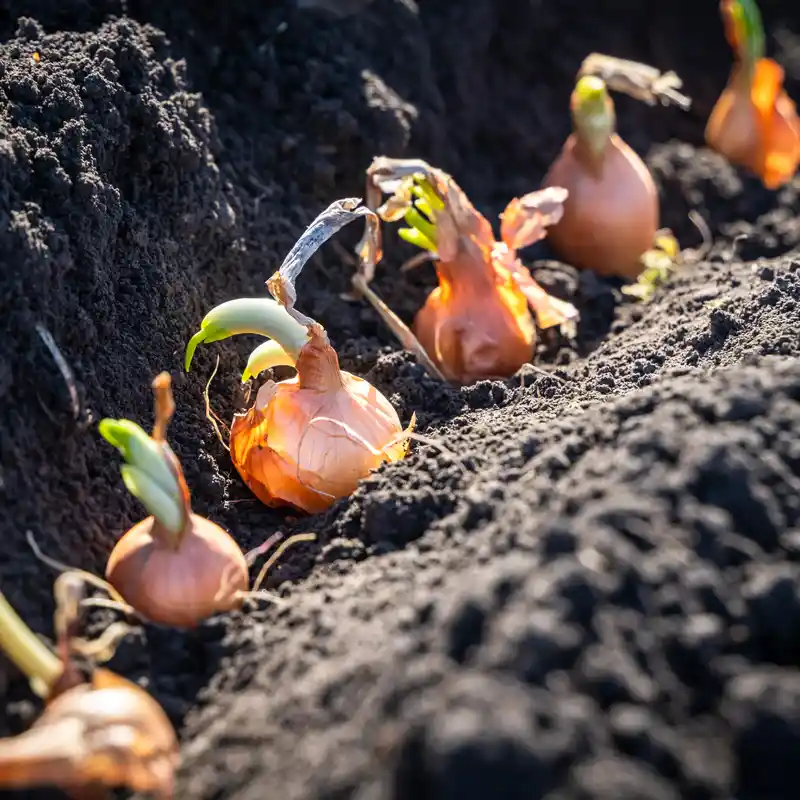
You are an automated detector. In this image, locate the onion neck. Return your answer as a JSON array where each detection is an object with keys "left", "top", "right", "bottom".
[
  {"left": 571, "top": 76, "right": 615, "bottom": 171},
  {"left": 730, "top": 61, "right": 755, "bottom": 97},
  {"left": 296, "top": 324, "right": 345, "bottom": 392},
  {"left": 151, "top": 453, "right": 192, "bottom": 552},
  {"left": 150, "top": 375, "right": 193, "bottom": 551},
  {"left": 723, "top": 0, "right": 764, "bottom": 86},
  {"left": 435, "top": 251, "right": 499, "bottom": 304}
]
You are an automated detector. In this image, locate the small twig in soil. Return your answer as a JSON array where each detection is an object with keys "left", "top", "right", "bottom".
[
  {"left": 352, "top": 273, "right": 447, "bottom": 381},
  {"left": 35, "top": 323, "right": 81, "bottom": 421},
  {"left": 400, "top": 251, "right": 436, "bottom": 273}
]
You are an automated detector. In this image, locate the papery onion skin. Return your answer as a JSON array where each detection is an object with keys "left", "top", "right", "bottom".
[
  {"left": 106, "top": 514, "right": 248, "bottom": 628},
  {"left": 230, "top": 335, "right": 406, "bottom": 514},
  {"left": 706, "top": 59, "right": 800, "bottom": 189},
  {"left": 0, "top": 671, "right": 178, "bottom": 797},
  {"left": 543, "top": 132, "right": 658, "bottom": 279},
  {"left": 413, "top": 253, "right": 535, "bottom": 384}
]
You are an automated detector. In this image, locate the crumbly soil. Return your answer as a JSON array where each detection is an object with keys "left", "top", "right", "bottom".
[{"left": 1, "top": 1, "right": 800, "bottom": 799}]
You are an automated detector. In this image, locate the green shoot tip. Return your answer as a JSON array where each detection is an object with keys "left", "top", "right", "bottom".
[
  {"left": 185, "top": 329, "right": 208, "bottom": 372},
  {"left": 399, "top": 226, "right": 437, "bottom": 253},
  {"left": 98, "top": 417, "right": 183, "bottom": 531},
  {"left": 574, "top": 75, "right": 608, "bottom": 105}
]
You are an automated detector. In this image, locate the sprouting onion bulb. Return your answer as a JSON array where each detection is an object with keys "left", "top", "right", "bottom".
[
  {"left": 543, "top": 76, "right": 659, "bottom": 279},
  {"left": 0, "top": 590, "right": 178, "bottom": 798},
  {"left": 366, "top": 159, "right": 578, "bottom": 384},
  {"left": 100, "top": 372, "right": 250, "bottom": 628},
  {"left": 186, "top": 199, "right": 412, "bottom": 515},
  {"left": 705, "top": 0, "right": 800, "bottom": 188}
]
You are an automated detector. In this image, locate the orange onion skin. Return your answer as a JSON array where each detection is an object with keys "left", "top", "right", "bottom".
[
  {"left": 105, "top": 514, "right": 248, "bottom": 628},
  {"left": 230, "top": 338, "right": 406, "bottom": 514},
  {"left": 543, "top": 133, "right": 658, "bottom": 279},
  {"left": 413, "top": 253, "right": 535, "bottom": 384},
  {"left": 706, "top": 59, "right": 800, "bottom": 189}
]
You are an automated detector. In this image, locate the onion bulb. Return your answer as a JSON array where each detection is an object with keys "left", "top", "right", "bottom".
[
  {"left": 705, "top": 0, "right": 800, "bottom": 188},
  {"left": 359, "top": 158, "right": 578, "bottom": 384},
  {"left": 100, "top": 372, "right": 249, "bottom": 627},
  {"left": 186, "top": 199, "right": 412, "bottom": 514},
  {"left": 0, "top": 590, "right": 178, "bottom": 798},
  {"left": 543, "top": 76, "right": 659, "bottom": 279}
]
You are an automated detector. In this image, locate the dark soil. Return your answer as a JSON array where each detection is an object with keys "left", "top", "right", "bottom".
[{"left": 1, "top": 0, "right": 800, "bottom": 798}]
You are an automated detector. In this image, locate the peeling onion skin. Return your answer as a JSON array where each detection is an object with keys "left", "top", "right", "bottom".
[
  {"left": 706, "top": 60, "right": 800, "bottom": 189},
  {"left": 106, "top": 514, "right": 249, "bottom": 628},
  {"left": 543, "top": 132, "right": 659, "bottom": 279},
  {"left": 413, "top": 253, "right": 536, "bottom": 384},
  {"left": 0, "top": 671, "right": 178, "bottom": 797},
  {"left": 230, "top": 332, "right": 406, "bottom": 514}
]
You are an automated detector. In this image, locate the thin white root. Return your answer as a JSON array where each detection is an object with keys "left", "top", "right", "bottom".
[
  {"left": 238, "top": 589, "right": 288, "bottom": 608},
  {"left": 50, "top": 563, "right": 137, "bottom": 667},
  {"left": 204, "top": 354, "right": 230, "bottom": 451},
  {"left": 726, "top": 233, "right": 750, "bottom": 263},
  {"left": 78, "top": 597, "right": 137, "bottom": 617},
  {"left": 252, "top": 532, "right": 317, "bottom": 593},
  {"left": 27, "top": 531, "right": 128, "bottom": 607},
  {"left": 69, "top": 621, "right": 136, "bottom": 663},
  {"left": 520, "top": 364, "right": 567, "bottom": 384}
]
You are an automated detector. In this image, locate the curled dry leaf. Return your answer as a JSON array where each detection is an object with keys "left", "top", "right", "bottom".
[
  {"left": 578, "top": 52, "right": 692, "bottom": 110},
  {"left": 268, "top": 197, "right": 381, "bottom": 325}
]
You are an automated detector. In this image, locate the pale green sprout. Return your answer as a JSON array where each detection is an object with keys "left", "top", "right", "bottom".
[
  {"left": 241, "top": 340, "right": 296, "bottom": 383},
  {"left": 98, "top": 417, "right": 185, "bottom": 535},
  {"left": 571, "top": 75, "right": 615, "bottom": 160},
  {"left": 184, "top": 298, "right": 310, "bottom": 375},
  {"left": 0, "top": 592, "right": 61, "bottom": 698},
  {"left": 98, "top": 373, "right": 190, "bottom": 536},
  {"left": 725, "top": 0, "right": 765, "bottom": 76}
]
